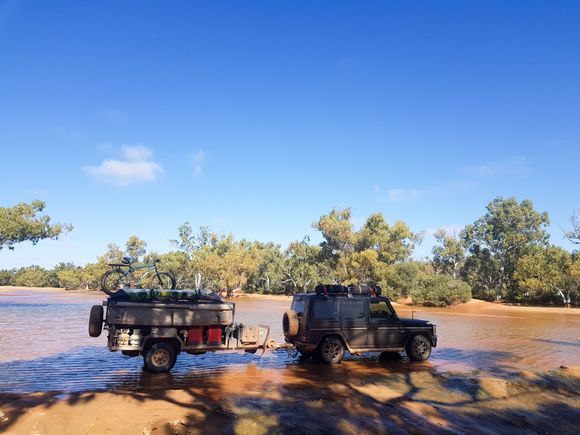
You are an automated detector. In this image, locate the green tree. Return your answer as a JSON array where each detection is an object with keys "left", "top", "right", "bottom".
[
  {"left": 432, "top": 229, "right": 465, "bottom": 279},
  {"left": 0, "top": 200, "right": 72, "bottom": 250},
  {"left": 0, "top": 269, "right": 16, "bottom": 285},
  {"left": 282, "top": 238, "right": 325, "bottom": 293},
  {"left": 411, "top": 275, "right": 472, "bottom": 307},
  {"left": 125, "top": 235, "right": 147, "bottom": 260},
  {"left": 54, "top": 262, "right": 84, "bottom": 289},
  {"left": 247, "top": 242, "right": 286, "bottom": 294},
  {"left": 386, "top": 262, "right": 424, "bottom": 300},
  {"left": 357, "top": 214, "right": 418, "bottom": 264},
  {"left": 314, "top": 209, "right": 419, "bottom": 285},
  {"left": 14, "top": 265, "right": 52, "bottom": 287},
  {"left": 313, "top": 208, "right": 356, "bottom": 267},
  {"left": 515, "top": 246, "right": 578, "bottom": 306},
  {"left": 147, "top": 251, "right": 192, "bottom": 289},
  {"left": 461, "top": 197, "right": 550, "bottom": 301}
]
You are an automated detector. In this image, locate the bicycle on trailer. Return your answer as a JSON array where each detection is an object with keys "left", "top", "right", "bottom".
[{"left": 100, "top": 256, "right": 176, "bottom": 295}]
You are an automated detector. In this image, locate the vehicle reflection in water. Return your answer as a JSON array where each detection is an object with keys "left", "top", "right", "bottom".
[{"left": 0, "top": 289, "right": 578, "bottom": 394}]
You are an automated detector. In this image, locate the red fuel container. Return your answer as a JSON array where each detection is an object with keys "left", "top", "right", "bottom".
[
  {"left": 187, "top": 326, "right": 203, "bottom": 345},
  {"left": 207, "top": 326, "right": 222, "bottom": 346}
]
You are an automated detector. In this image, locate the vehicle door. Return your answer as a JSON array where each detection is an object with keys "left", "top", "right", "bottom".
[
  {"left": 340, "top": 298, "right": 368, "bottom": 349},
  {"left": 307, "top": 298, "right": 341, "bottom": 343},
  {"left": 368, "top": 298, "right": 401, "bottom": 348}
]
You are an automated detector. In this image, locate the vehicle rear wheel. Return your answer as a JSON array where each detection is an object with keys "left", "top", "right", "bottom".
[
  {"left": 148, "top": 272, "right": 176, "bottom": 289},
  {"left": 88, "top": 305, "right": 103, "bottom": 337},
  {"left": 405, "top": 335, "right": 432, "bottom": 361},
  {"left": 144, "top": 342, "right": 177, "bottom": 373},
  {"left": 282, "top": 310, "right": 299, "bottom": 337},
  {"left": 101, "top": 270, "right": 126, "bottom": 295},
  {"left": 318, "top": 336, "right": 345, "bottom": 364}
]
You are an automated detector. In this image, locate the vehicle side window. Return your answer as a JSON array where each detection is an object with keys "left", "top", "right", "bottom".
[
  {"left": 370, "top": 300, "right": 394, "bottom": 319},
  {"left": 311, "top": 300, "right": 339, "bottom": 320},
  {"left": 292, "top": 299, "right": 305, "bottom": 316},
  {"left": 342, "top": 300, "right": 366, "bottom": 320}
]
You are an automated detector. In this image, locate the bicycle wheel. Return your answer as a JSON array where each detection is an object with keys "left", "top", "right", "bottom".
[
  {"left": 148, "top": 272, "right": 176, "bottom": 290},
  {"left": 101, "top": 270, "right": 127, "bottom": 295}
]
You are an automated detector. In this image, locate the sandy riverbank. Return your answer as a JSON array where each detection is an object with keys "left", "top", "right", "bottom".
[{"left": 1, "top": 365, "right": 578, "bottom": 434}]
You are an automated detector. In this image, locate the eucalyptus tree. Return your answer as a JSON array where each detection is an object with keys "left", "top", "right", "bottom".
[
  {"left": 432, "top": 229, "right": 465, "bottom": 279},
  {"left": 461, "top": 197, "right": 550, "bottom": 301},
  {"left": 0, "top": 200, "right": 72, "bottom": 250},
  {"left": 515, "top": 246, "right": 578, "bottom": 306},
  {"left": 314, "top": 208, "right": 419, "bottom": 285}
]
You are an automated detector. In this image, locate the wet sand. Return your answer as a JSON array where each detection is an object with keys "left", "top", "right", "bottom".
[
  {"left": 1, "top": 287, "right": 579, "bottom": 434},
  {"left": 1, "top": 365, "right": 578, "bottom": 434}
]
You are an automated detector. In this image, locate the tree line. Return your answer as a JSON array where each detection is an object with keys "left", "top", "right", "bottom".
[{"left": 1, "top": 198, "right": 578, "bottom": 306}]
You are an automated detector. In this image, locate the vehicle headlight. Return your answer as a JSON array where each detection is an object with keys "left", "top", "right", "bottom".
[{"left": 432, "top": 325, "right": 437, "bottom": 336}]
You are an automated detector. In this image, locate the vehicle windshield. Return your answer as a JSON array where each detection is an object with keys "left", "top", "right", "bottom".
[{"left": 370, "top": 300, "right": 394, "bottom": 318}]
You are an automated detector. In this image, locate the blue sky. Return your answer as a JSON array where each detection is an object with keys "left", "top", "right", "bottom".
[{"left": 1, "top": 0, "right": 579, "bottom": 269}]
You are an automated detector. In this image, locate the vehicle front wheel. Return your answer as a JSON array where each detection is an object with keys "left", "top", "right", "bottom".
[
  {"left": 318, "top": 336, "right": 345, "bottom": 364},
  {"left": 144, "top": 342, "right": 177, "bottom": 372},
  {"left": 405, "top": 335, "right": 432, "bottom": 361}
]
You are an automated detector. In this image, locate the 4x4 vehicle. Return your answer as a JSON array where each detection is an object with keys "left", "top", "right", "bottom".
[{"left": 282, "top": 284, "right": 437, "bottom": 364}]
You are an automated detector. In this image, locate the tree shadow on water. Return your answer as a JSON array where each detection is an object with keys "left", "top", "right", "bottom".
[{"left": 1, "top": 347, "right": 579, "bottom": 434}]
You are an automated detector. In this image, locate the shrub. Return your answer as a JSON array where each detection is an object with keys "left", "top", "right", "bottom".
[{"left": 411, "top": 275, "right": 472, "bottom": 307}]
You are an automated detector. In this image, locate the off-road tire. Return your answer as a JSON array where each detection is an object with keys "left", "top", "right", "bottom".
[
  {"left": 318, "top": 336, "right": 345, "bottom": 364},
  {"left": 405, "top": 334, "right": 432, "bottom": 361},
  {"left": 88, "top": 305, "right": 103, "bottom": 337},
  {"left": 148, "top": 271, "right": 176, "bottom": 290},
  {"left": 144, "top": 342, "right": 177, "bottom": 373},
  {"left": 100, "top": 270, "right": 126, "bottom": 295},
  {"left": 282, "top": 310, "right": 299, "bottom": 337}
]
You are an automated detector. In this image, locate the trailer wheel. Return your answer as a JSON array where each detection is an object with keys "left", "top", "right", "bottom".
[
  {"left": 88, "top": 305, "right": 103, "bottom": 337},
  {"left": 144, "top": 342, "right": 177, "bottom": 373},
  {"left": 283, "top": 310, "right": 299, "bottom": 337}
]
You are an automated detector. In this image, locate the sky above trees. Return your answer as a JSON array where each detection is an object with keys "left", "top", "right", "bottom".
[{"left": 0, "top": 1, "right": 578, "bottom": 268}]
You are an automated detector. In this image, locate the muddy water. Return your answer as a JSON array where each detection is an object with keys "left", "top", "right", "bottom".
[{"left": 0, "top": 289, "right": 579, "bottom": 394}]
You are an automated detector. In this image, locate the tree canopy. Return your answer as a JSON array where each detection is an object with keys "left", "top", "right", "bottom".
[
  {"left": 0, "top": 201, "right": 72, "bottom": 250},
  {"left": 2, "top": 198, "right": 577, "bottom": 306}
]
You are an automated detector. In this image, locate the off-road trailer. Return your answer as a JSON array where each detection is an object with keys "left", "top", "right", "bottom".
[{"left": 89, "top": 289, "right": 293, "bottom": 372}]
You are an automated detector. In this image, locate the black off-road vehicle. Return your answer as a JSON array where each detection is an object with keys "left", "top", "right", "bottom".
[{"left": 282, "top": 284, "right": 437, "bottom": 364}]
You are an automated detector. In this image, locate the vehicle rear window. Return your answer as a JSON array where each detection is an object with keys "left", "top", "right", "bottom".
[
  {"left": 292, "top": 298, "right": 305, "bottom": 315},
  {"left": 311, "top": 300, "right": 339, "bottom": 320},
  {"left": 342, "top": 300, "right": 366, "bottom": 320}
]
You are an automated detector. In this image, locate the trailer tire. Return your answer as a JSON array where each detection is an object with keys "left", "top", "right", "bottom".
[
  {"left": 144, "top": 342, "right": 177, "bottom": 373},
  {"left": 88, "top": 305, "right": 103, "bottom": 337},
  {"left": 283, "top": 310, "right": 299, "bottom": 337}
]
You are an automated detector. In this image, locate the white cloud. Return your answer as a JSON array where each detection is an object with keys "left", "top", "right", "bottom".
[
  {"left": 191, "top": 149, "right": 205, "bottom": 176},
  {"left": 462, "top": 156, "right": 529, "bottom": 176},
  {"left": 386, "top": 188, "right": 422, "bottom": 201},
  {"left": 83, "top": 145, "right": 163, "bottom": 185},
  {"left": 122, "top": 145, "right": 152, "bottom": 162},
  {"left": 373, "top": 186, "right": 422, "bottom": 202}
]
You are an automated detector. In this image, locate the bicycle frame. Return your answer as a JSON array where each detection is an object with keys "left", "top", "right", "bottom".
[{"left": 111, "top": 262, "right": 159, "bottom": 287}]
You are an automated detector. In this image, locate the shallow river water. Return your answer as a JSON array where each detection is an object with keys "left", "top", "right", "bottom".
[{"left": 0, "top": 289, "right": 579, "bottom": 395}]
